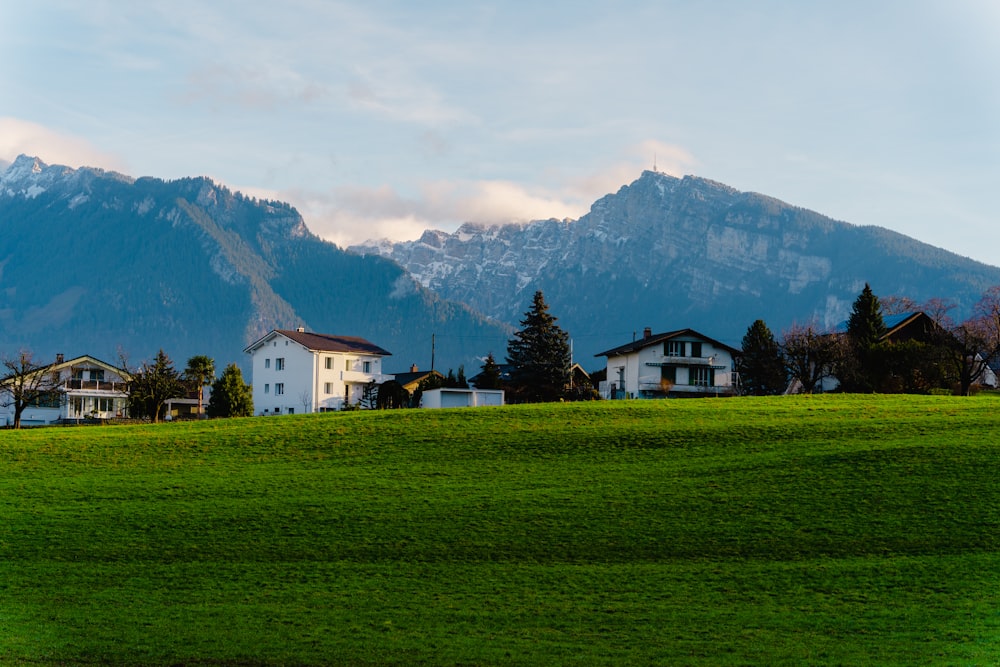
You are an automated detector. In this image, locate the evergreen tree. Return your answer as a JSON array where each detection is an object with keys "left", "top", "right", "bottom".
[
  {"left": 737, "top": 319, "right": 786, "bottom": 395},
  {"left": 127, "top": 349, "right": 184, "bottom": 423},
  {"left": 476, "top": 352, "right": 503, "bottom": 389},
  {"left": 506, "top": 290, "right": 571, "bottom": 402},
  {"left": 847, "top": 283, "right": 887, "bottom": 350},
  {"left": 207, "top": 363, "right": 253, "bottom": 418},
  {"left": 844, "top": 283, "right": 887, "bottom": 392}
]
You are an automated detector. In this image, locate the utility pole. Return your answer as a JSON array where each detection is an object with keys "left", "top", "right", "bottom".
[{"left": 431, "top": 333, "right": 436, "bottom": 371}]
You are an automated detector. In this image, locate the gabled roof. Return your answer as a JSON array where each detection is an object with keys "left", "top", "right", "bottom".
[
  {"left": 831, "top": 311, "right": 937, "bottom": 341},
  {"left": 391, "top": 369, "right": 443, "bottom": 388},
  {"left": 1, "top": 354, "right": 130, "bottom": 384},
  {"left": 244, "top": 329, "right": 392, "bottom": 356},
  {"left": 596, "top": 328, "right": 740, "bottom": 357}
]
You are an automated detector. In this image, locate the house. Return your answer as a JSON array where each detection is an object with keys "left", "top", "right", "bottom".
[
  {"left": 420, "top": 387, "right": 504, "bottom": 408},
  {"left": 808, "top": 311, "right": 943, "bottom": 393},
  {"left": 595, "top": 327, "right": 739, "bottom": 399},
  {"left": 244, "top": 328, "right": 392, "bottom": 414},
  {"left": 390, "top": 365, "right": 445, "bottom": 395},
  {"left": 0, "top": 354, "right": 130, "bottom": 426}
]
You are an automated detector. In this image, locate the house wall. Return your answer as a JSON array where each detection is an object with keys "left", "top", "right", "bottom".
[
  {"left": 249, "top": 333, "right": 390, "bottom": 415},
  {"left": 251, "top": 336, "right": 318, "bottom": 415},
  {"left": 603, "top": 336, "right": 736, "bottom": 399}
]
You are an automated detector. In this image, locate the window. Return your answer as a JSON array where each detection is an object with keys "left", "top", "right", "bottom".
[
  {"left": 363, "top": 360, "right": 372, "bottom": 374},
  {"left": 690, "top": 342, "right": 702, "bottom": 358},
  {"left": 91, "top": 369, "right": 105, "bottom": 382},
  {"left": 288, "top": 408, "right": 294, "bottom": 414},
  {"left": 690, "top": 367, "right": 713, "bottom": 387},
  {"left": 345, "top": 359, "right": 352, "bottom": 371},
  {"left": 325, "top": 357, "right": 333, "bottom": 370},
  {"left": 666, "top": 341, "right": 685, "bottom": 357},
  {"left": 265, "top": 358, "right": 270, "bottom": 369},
  {"left": 275, "top": 358, "right": 285, "bottom": 371},
  {"left": 264, "top": 384, "right": 270, "bottom": 394},
  {"left": 324, "top": 382, "right": 333, "bottom": 394},
  {"left": 275, "top": 383, "right": 284, "bottom": 395}
]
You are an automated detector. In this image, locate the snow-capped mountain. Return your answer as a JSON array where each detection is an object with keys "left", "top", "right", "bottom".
[
  {"left": 0, "top": 156, "right": 508, "bottom": 372},
  {"left": 351, "top": 170, "right": 1000, "bottom": 361}
]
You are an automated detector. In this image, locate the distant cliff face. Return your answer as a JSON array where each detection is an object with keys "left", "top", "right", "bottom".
[
  {"left": 0, "top": 156, "right": 508, "bottom": 372},
  {"left": 352, "top": 170, "right": 1000, "bottom": 363}
]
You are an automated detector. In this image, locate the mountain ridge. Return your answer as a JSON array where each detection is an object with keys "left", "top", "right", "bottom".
[
  {"left": 0, "top": 156, "right": 509, "bottom": 373},
  {"left": 351, "top": 169, "right": 1000, "bottom": 361}
]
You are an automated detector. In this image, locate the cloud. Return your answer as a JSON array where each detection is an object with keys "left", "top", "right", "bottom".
[
  {"left": 269, "top": 139, "right": 697, "bottom": 248},
  {"left": 0, "top": 118, "right": 127, "bottom": 171}
]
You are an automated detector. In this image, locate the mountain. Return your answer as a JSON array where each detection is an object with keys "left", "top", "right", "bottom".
[
  {"left": 351, "top": 170, "right": 1000, "bottom": 366},
  {"left": 0, "top": 156, "right": 510, "bottom": 373}
]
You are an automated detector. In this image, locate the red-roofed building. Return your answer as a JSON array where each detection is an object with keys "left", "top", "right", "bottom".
[{"left": 244, "top": 328, "right": 392, "bottom": 414}]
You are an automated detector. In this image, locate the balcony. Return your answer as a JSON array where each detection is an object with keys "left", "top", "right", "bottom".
[
  {"left": 341, "top": 370, "right": 392, "bottom": 384},
  {"left": 645, "top": 355, "right": 726, "bottom": 368},
  {"left": 63, "top": 379, "right": 128, "bottom": 393},
  {"left": 638, "top": 381, "right": 736, "bottom": 396}
]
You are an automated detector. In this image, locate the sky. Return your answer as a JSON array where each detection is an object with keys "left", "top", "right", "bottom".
[{"left": 2, "top": 1, "right": 998, "bottom": 264}]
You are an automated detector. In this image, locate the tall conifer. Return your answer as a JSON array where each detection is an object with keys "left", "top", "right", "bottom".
[{"left": 506, "top": 291, "right": 571, "bottom": 402}]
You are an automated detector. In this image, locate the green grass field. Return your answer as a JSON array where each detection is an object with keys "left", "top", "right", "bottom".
[{"left": 2, "top": 394, "right": 999, "bottom": 665}]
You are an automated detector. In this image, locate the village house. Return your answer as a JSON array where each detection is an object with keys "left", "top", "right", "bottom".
[
  {"left": 244, "top": 328, "right": 392, "bottom": 414},
  {"left": 390, "top": 365, "right": 444, "bottom": 396},
  {"left": 0, "top": 354, "right": 130, "bottom": 426},
  {"left": 596, "top": 327, "right": 739, "bottom": 399}
]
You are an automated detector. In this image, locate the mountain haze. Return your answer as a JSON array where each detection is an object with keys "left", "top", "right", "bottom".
[
  {"left": 352, "top": 170, "right": 1000, "bottom": 364},
  {"left": 0, "top": 156, "right": 509, "bottom": 373}
]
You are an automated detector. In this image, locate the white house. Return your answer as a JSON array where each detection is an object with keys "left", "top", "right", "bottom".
[
  {"left": 0, "top": 354, "right": 131, "bottom": 426},
  {"left": 244, "top": 328, "right": 392, "bottom": 414},
  {"left": 596, "top": 327, "right": 739, "bottom": 399}
]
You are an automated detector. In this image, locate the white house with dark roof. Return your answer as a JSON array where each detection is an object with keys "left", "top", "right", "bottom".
[
  {"left": 0, "top": 354, "right": 130, "bottom": 426},
  {"left": 244, "top": 328, "right": 392, "bottom": 414},
  {"left": 596, "top": 327, "right": 739, "bottom": 399}
]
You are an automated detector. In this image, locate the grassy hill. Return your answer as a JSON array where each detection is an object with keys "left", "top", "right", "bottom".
[{"left": 2, "top": 395, "right": 999, "bottom": 665}]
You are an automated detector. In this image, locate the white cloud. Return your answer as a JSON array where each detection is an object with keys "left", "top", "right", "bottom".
[
  {"left": 270, "top": 139, "right": 698, "bottom": 247},
  {"left": 0, "top": 118, "right": 127, "bottom": 171}
]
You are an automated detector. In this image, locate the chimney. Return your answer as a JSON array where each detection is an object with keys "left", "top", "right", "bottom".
[
  {"left": 56, "top": 353, "right": 64, "bottom": 364},
  {"left": 643, "top": 327, "right": 652, "bottom": 339},
  {"left": 296, "top": 326, "right": 305, "bottom": 333},
  {"left": 410, "top": 364, "right": 419, "bottom": 373}
]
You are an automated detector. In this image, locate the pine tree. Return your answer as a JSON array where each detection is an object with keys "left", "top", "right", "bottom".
[
  {"left": 737, "top": 319, "right": 786, "bottom": 395},
  {"left": 506, "top": 290, "right": 571, "bottom": 402},
  {"left": 476, "top": 352, "right": 503, "bottom": 389},
  {"left": 127, "top": 349, "right": 185, "bottom": 423},
  {"left": 844, "top": 283, "right": 887, "bottom": 392},
  {"left": 207, "top": 363, "right": 253, "bottom": 418},
  {"left": 847, "top": 283, "right": 887, "bottom": 350}
]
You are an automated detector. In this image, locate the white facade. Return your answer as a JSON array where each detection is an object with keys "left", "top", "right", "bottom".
[
  {"left": 597, "top": 328, "right": 739, "bottom": 399},
  {"left": 244, "top": 329, "right": 392, "bottom": 415},
  {"left": 421, "top": 387, "right": 505, "bottom": 409},
  {"left": 0, "top": 355, "right": 130, "bottom": 426}
]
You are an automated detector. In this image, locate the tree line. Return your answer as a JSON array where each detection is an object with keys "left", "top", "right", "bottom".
[{"left": 738, "top": 284, "right": 1000, "bottom": 396}]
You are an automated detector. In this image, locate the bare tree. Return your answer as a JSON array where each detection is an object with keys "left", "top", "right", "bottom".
[
  {"left": 881, "top": 295, "right": 920, "bottom": 316},
  {"left": 0, "top": 350, "right": 63, "bottom": 429},
  {"left": 780, "top": 322, "right": 839, "bottom": 394},
  {"left": 299, "top": 389, "right": 313, "bottom": 413}
]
